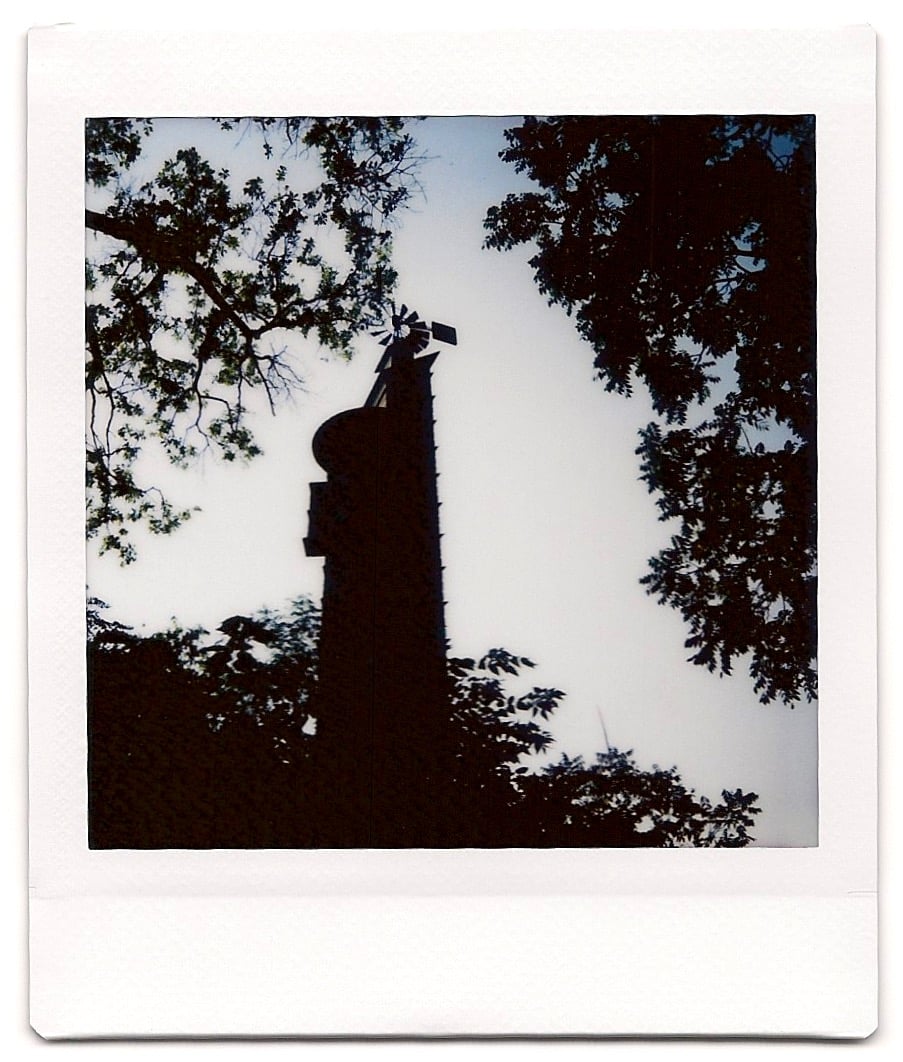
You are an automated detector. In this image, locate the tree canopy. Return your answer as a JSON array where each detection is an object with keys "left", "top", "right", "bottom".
[
  {"left": 87, "top": 595, "right": 760, "bottom": 849},
  {"left": 86, "top": 117, "right": 421, "bottom": 562},
  {"left": 484, "top": 115, "right": 817, "bottom": 705}
]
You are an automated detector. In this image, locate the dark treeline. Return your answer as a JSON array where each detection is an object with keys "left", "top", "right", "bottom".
[{"left": 88, "top": 596, "right": 760, "bottom": 849}]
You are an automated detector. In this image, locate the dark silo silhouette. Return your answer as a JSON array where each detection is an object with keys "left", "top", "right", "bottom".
[{"left": 305, "top": 307, "right": 457, "bottom": 846}]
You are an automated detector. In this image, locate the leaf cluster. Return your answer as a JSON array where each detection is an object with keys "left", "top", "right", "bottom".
[
  {"left": 448, "top": 650, "right": 561, "bottom": 786},
  {"left": 518, "top": 750, "right": 760, "bottom": 847}
]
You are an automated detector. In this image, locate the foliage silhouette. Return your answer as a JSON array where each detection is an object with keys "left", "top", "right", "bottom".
[
  {"left": 515, "top": 752, "right": 760, "bottom": 847},
  {"left": 86, "top": 117, "right": 422, "bottom": 561},
  {"left": 484, "top": 116, "right": 816, "bottom": 705},
  {"left": 87, "top": 596, "right": 760, "bottom": 849}
]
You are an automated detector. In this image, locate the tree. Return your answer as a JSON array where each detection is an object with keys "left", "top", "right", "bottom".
[
  {"left": 182, "top": 596, "right": 321, "bottom": 765},
  {"left": 87, "top": 597, "right": 760, "bottom": 848},
  {"left": 484, "top": 116, "right": 816, "bottom": 705},
  {"left": 443, "top": 648, "right": 563, "bottom": 845},
  {"left": 516, "top": 751, "right": 760, "bottom": 848},
  {"left": 87, "top": 594, "right": 322, "bottom": 847},
  {"left": 86, "top": 117, "right": 421, "bottom": 562}
]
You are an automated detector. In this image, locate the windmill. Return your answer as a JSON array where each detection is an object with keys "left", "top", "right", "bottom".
[{"left": 367, "top": 301, "right": 456, "bottom": 408}]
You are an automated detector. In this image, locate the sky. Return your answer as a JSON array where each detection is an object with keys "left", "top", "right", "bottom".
[{"left": 86, "top": 116, "right": 818, "bottom": 847}]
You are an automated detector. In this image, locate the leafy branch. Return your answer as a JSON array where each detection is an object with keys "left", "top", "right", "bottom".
[{"left": 86, "top": 117, "right": 422, "bottom": 562}]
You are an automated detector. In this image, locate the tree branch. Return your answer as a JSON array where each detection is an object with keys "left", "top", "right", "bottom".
[{"left": 86, "top": 208, "right": 318, "bottom": 342}]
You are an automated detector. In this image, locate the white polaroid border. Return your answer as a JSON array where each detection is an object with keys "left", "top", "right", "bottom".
[{"left": 27, "top": 26, "right": 876, "bottom": 1037}]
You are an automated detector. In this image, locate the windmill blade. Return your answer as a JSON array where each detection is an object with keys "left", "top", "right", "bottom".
[{"left": 410, "top": 325, "right": 431, "bottom": 353}]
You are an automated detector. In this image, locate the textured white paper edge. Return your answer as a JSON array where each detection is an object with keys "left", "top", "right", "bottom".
[{"left": 26, "top": 25, "right": 876, "bottom": 1038}]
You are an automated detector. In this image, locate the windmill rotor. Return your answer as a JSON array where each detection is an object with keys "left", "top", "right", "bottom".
[{"left": 370, "top": 300, "right": 432, "bottom": 355}]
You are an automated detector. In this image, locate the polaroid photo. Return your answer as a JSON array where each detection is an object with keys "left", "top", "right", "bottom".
[{"left": 27, "top": 25, "right": 876, "bottom": 1037}]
